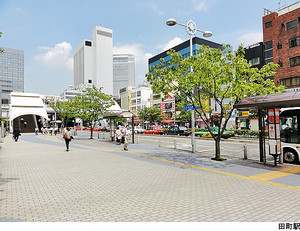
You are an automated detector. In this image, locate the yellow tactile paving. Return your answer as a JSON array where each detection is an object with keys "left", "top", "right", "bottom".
[
  {"left": 75, "top": 139, "right": 300, "bottom": 192},
  {"left": 249, "top": 166, "right": 300, "bottom": 181}
]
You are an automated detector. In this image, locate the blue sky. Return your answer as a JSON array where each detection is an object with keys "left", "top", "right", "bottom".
[{"left": 0, "top": 0, "right": 298, "bottom": 95}]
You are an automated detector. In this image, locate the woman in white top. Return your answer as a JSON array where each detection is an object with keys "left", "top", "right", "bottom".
[{"left": 63, "top": 127, "right": 72, "bottom": 151}]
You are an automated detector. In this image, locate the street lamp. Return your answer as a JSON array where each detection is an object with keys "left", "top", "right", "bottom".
[{"left": 166, "top": 18, "right": 212, "bottom": 153}]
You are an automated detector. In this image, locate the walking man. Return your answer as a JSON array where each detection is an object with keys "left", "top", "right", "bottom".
[
  {"left": 123, "top": 125, "right": 131, "bottom": 151},
  {"left": 13, "top": 127, "right": 21, "bottom": 142}
]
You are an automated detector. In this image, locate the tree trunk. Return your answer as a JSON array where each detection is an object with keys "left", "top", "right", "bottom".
[
  {"left": 214, "top": 138, "right": 221, "bottom": 160},
  {"left": 90, "top": 126, "right": 93, "bottom": 139}
]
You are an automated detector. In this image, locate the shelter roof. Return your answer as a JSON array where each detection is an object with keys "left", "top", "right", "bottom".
[
  {"left": 234, "top": 91, "right": 300, "bottom": 109},
  {"left": 103, "top": 110, "right": 136, "bottom": 119}
]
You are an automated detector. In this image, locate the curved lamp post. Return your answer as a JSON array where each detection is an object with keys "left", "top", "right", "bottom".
[{"left": 166, "top": 18, "right": 212, "bottom": 153}]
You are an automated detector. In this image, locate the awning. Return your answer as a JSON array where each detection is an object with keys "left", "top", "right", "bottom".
[
  {"left": 103, "top": 110, "right": 136, "bottom": 119},
  {"left": 161, "top": 119, "right": 174, "bottom": 123}
]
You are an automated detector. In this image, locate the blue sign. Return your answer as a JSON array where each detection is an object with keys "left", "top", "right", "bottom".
[{"left": 184, "top": 105, "right": 195, "bottom": 111}]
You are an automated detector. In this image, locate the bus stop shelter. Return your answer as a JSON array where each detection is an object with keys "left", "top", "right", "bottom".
[
  {"left": 234, "top": 91, "right": 300, "bottom": 164},
  {"left": 103, "top": 111, "right": 136, "bottom": 143}
]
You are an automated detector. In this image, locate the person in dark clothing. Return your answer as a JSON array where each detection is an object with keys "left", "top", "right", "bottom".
[{"left": 13, "top": 127, "right": 21, "bottom": 142}]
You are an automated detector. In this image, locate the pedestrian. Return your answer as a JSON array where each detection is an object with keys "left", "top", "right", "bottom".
[
  {"left": 13, "top": 127, "right": 21, "bottom": 142},
  {"left": 49, "top": 127, "right": 53, "bottom": 136},
  {"left": 63, "top": 127, "right": 73, "bottom": 152},
  {"left": 35, "top": 127, "right": 39, "bottom": 135},
  {"left": 115, "top": 126, "right": 122, "bottom": 145},
  {"left": 54, "top": 126, "right": 58, "bottom": 135},
  {"left": 123, "top": 125, "right": 131, "bottom": 151}
]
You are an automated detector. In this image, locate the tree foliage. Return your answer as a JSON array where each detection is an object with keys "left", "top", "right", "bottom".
[
  {"left": 146, "top": 44, "right": 284, "bottom": 160},
  {"left": 73, "top": 86, "right": 114, "bottom": 139},
  {"left": 49, "top": 100, "right": 75, "bottom": 127},
  {"left": 138, "top": 107, "right": 165, "bottom": 125}
]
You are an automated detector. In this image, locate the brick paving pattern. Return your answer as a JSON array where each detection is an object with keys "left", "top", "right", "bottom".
[{"left": 0, "top": 133, "right": 300, "bottom": 222}]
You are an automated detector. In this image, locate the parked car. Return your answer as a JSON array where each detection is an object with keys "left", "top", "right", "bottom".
[
  {"left": 93, "top": 125, "right": 102, "bottom": 131},
  {"left": 101, "top": 127, "right": 110, "bottom": 132},
  {"left": 166, "top": 126, "right": 191, "bottom": 136},
  {"left": 195, "top": 127, "right": 235, "bottom": 139},
  {"left": 134, "top": 126, "right": 144, "bottom": 134},
  {"left": 144, "top": 126, "right": 165, "bottom": 135}
]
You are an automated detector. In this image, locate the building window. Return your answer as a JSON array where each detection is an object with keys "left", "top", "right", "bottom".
[
  {"left": 249, "top": 57, "right": 260, "bottom": 66},
  {"left": 265, "top": 21, "right": 272, "bottom": 28},
  {"left": 137, "top": 91, "right": 141, "bottom": 97},
  {"left": 85, "top": 41, "right": 92, "bottom": 46},
  {"left": 289, "top": 36, "right": 300, "bottom": 48},
  {"left": 280, "top": 76, "right": 300, "bottom": 87},
  {"left": 290, "top": 56, "right": 300, "bottom": 67},
  {"left": 277, "top": 43, "right": 282, "bottom": 49},
  {"left": 286, "top": 19, "right": 298, "bottom": 30},
  {"left": 265, "top": 50, "right": 273, "bottom": 59},
  {"left": 88, "top": 79, "right": 92, "bottom": 83},
  {"left": 264, "top": 41, "right": 273, "bottom": 50},
  {"left": 278, "top": 60, "right": 283, "bottom": 67}
]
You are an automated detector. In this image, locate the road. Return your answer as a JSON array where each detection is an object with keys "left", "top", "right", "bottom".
[{"left": 88, "top": 130, "right": 273, "bottom": 161}]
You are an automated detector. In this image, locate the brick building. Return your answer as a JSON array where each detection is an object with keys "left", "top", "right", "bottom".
[{"left": 262, "top": 2, "right": 300, "bottom": 89}]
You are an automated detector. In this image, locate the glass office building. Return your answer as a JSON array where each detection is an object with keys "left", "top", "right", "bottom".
[
  {"left": 0, "top": 47, "right": 24, "bottom": 118},
  {"left": 148, "top": 37, "right": 222, "bottom": 69}
]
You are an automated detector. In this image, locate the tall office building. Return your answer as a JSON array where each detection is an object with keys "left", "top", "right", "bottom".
[
  {"left": 113, "top": 54, "right": 135, "bottom": 99},
  {"left": 0, "top": 47, "right": 24, "bottom": 118},
  {"left": 74, "top": 26, "right": 113, "bottom": 95}
]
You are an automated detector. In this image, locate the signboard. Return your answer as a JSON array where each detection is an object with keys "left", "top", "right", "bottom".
[
  {"left": 184, "top": 105, "right": 195, "bottom": 111},
  {"left": 268, "top": 109, "right": 281, "bottom": 156},
  {"left": 242, "top": 111, "right": 249, "bottom": 117}
]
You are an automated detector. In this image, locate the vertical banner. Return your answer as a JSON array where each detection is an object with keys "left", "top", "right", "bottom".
[{"left": 268, "top": 109, "right": 281, "bottom": 155}]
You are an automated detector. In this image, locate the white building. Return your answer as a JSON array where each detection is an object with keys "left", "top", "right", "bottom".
[
  {"left": 120, "top": 85, "right": 152, "bottom": 114},
  {"left": 74, "top": 26, "right": 113, "bottom": 95},
  {"left": 60, "top": 85, "right": 88, "bottom": 101},
  {"left": 113, "top": 54, "right": 135, "bottom": 99}
]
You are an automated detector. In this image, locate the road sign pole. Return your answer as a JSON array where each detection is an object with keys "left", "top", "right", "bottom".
[{"left": 191, "top": 109, "right": 195, "bottom": 153}]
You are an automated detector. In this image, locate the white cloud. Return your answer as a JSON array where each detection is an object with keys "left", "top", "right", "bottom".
[
  {"left": 238, "top": 31, "right": 263, "bottom": 46},
  {"left": 35, "top": 42, "right": 73, "bottom": 71},
  {"left": 149, "top": 2, "right": 165, "bottom": 15},
  {"left": 157, "top": 37, "right": 184, "bottom": 52},
  {"left": 15, "top": 8, "right": 26, "bottom": 14},
  {"left": 191, "top": 0, "right": 215, "bottom": 12}
]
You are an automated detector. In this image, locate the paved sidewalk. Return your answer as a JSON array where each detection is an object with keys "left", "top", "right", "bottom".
[{"left": 0, "top": 133, "right": 300, "bottom": 222}]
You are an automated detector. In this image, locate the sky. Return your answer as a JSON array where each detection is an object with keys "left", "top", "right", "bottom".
[{"left": 0, "top": 0, "right": 298, "bottom": 96}]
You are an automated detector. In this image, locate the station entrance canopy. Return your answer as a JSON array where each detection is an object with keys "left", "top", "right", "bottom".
[{"left": 9, "top": 92, "right": 49, "bottom": 132}]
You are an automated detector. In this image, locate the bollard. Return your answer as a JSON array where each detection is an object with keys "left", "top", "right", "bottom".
[
  {"left": 174, "top": 139, "right": 177, "bottom": 149},
  {"left": 103, "top": 133, "right": 105, "bottom": 139},
  {"left": 244, "top": 144, "right": 248, "bottom": 159},
  {"left": 136, "top": 136, "right": 139, "bottom": 144},
  {"left": 159, "top": 139, "right": 161, "bottom": 147}
]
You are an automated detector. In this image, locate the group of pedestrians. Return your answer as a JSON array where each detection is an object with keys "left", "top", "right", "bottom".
[{"left": 115, "top": 125, "right": 131, "bottom": 151}]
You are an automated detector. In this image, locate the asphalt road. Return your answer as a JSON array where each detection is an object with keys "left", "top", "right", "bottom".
[{"left": 83, "top": 130, "right": 271, "bottom": 161}]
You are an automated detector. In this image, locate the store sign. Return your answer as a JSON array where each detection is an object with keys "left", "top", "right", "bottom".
[{"left": 241, "top": 111, "right": 249, "bottom": 117}]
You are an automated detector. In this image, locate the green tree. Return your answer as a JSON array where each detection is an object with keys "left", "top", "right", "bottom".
[
  {"left": 146, "top": 44, "right": 284, "bottom": 160},
  {"left": 138, "top": 107, "right": 165, "bottom": 126},
  {"left": 49, "top": 100, "right": 76, "bottom": 128},
  {"left": 74, "top": 86, "right": 114, "bottom": 139}
]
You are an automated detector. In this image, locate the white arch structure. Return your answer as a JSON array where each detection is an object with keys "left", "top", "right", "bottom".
[{"left": 9, "top": 92, "right": 48, "bottom": 131}]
